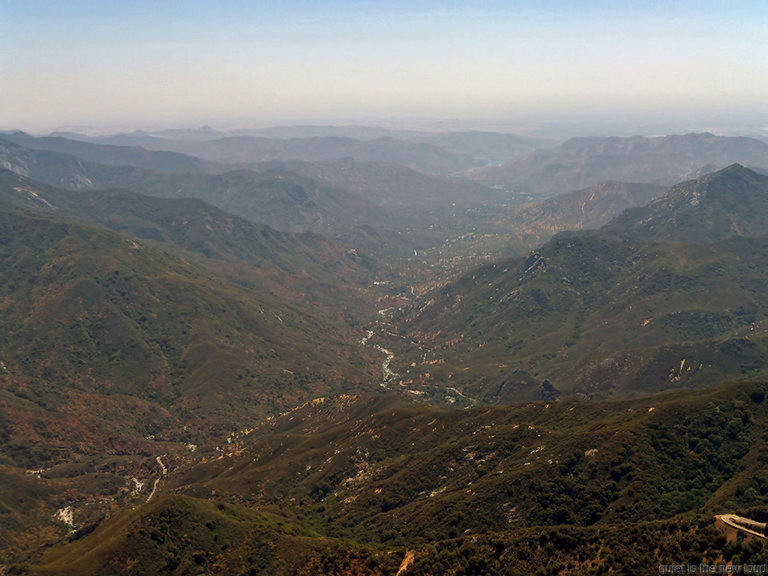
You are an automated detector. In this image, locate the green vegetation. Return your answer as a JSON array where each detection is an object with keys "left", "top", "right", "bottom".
[
  {"left": 11, "top": 381, "right": 768, "bottom": 574},
  {"left": 394, "top": 166, "right": 768, "bottom": 403},
  {"left": 3, "top": 136, "right": 768, "bottom": 574},
  {"left": 0, "top": 170, "right": 386, "bottom": 565}
]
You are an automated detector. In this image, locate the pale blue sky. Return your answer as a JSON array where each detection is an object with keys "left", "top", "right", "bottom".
[{"left": 2, "top": 1, "right": 767, "bottom": 133}]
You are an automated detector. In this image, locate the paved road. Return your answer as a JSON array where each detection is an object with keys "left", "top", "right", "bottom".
[{"left": 716, "top": 514, "right": 767, "bottom": 539}]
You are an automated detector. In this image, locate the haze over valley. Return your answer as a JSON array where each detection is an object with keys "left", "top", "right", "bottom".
[{"left": 3, "top": 1, "right": 768, "bottom": 574}]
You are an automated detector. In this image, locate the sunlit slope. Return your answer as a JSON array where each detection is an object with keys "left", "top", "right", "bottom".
[
  {"left": 0, "top": 138, "right": 425, "bottom": 256},
  {"left": 0, "top": 169, "right": 377, "bottom": 310},
  {"left": 27, "top": 381, "right": 768, "bottom": 574},
  {"left": 392, "top": 166, "right": 768, "bottom": 402},
  {"left": 0, "top": 173, "right": 381, "bottom": 459}
]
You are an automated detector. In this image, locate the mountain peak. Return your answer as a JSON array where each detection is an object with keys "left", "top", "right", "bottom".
[
  {"left": 707, "top": 162, "right": 753, "bottom": 178},
  {"left": 601, "top": 164, "right": 768, "bottom": 243}
]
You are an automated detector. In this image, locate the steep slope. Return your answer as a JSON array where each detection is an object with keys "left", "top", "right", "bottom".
[
  {"left": 486, "top": 180, "right": 669, "bottom": 253},
  {"left": 0, "top": 203, "right": 377, "bottom": 431},
  {"left": 389, "top": 166, "right": 768, "bottom": 403},
  {"left": 248, "top": 163, "right": 669, "bottom": 276},
  {"left": 20, "top": 382, "right": 768, "bottom": 574},
  {"left": 471, "top": 132, "right": 768, "bottom": 198},
  {"left": 254, "top": 158, "right": 502, "bottom": 215},
  {"left": 378, "top": 180, "right": 668, "bottom": 282},
  {"left": 0, "top": 142, "right": 428, "bottom": 258},
  {"left": 602, "top": 163, "right": 768, "bottom": 243},
  {"left": 0, "top": 131, "right": 224, "bottom": 174},
  {"left": 0, "top": 137, "right": 108, "bottom": 190},
  {"left": 0, "top": 169, "right": 376, "bottom": 312},
  {"left": 0, "top": 170, "right": 414, "bottom": 565},
  {"left": 394, "top": 232, "right": 768, "bottom": 402},
  {"left": 507, "top": 181, "right": 668, "bottom": 233},
  {"left": 0, "top": 171, "right": 389, "bottom": 553}
]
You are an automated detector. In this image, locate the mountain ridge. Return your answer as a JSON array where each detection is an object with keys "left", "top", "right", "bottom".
[
  {"left": 602, "top": 163, "right": 768, "bottom": 243},
  {"left": 470, "top": 132, "right": 768, "bottom": 198},
  {"left": 5, "top": 133, "right": 768, "bottom": 573},
  {"left": 0, "top": 131, "right": 225, "bottom": 174},
  {"left": 389, "top": 165, "right": 768, "bottom": 403},
  {"left": 19, "top": 380, "right": 768, "bottom": 574}
]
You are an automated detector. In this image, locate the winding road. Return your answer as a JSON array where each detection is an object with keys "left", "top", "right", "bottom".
[{"left": 716, "top": 514, "right": 766, "bottom": 539}]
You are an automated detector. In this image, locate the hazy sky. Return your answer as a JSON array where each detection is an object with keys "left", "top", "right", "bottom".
[{"left": 2, "top": 0, "right": 767, "bottom": 134}]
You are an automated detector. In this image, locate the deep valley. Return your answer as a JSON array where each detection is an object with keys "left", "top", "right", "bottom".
[{"left": 3, "top": 127, "right": 768, "bottom": 574}]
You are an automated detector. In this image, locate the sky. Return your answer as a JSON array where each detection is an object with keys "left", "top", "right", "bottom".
[{"left": 2, "top": 0, "right": 767, "bottom": 135}]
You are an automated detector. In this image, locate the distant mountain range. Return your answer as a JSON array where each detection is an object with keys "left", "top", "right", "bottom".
[
  {"left": 6, "top": 126, "right": 768, "bottom": 572},
  {"left": 58, "top": 132, "right": 479, "bottom": 176},
  {"left": 63, "top": 125, "right": 550, "bottom": 165},
  {"left": 471, "top": 132, "right": 768, "bottom": 198},
  {"left": 7, "top": 129, "right": 768, "bottom": 266},
  {"left": 0, "top": 130, "right": 224, "bottom": 174},
  {"left": 0, "top": 135, "right": 429, "bottom": 256}
]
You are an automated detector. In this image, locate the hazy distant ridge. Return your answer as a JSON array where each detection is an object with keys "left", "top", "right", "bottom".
[{"left": 471, "top": 132, "right": 768, "bottom": 197}]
